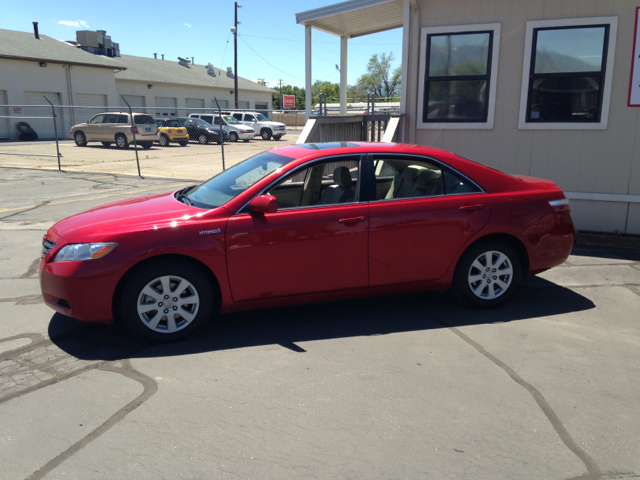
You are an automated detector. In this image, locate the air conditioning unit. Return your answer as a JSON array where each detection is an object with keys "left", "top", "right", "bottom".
[
  {"left": 226, "top": 67, "right": 234, "bottom": 78},
  {"left": 178, "top": 57, "right": 191, "bottom": 67},
  {"left": 206, "top": 63, "right": 216, "bottom": 77}
]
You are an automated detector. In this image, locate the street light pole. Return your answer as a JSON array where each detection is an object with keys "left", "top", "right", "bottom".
[{"left": 233, "top": 2, "right": 240, "bottom": 110}]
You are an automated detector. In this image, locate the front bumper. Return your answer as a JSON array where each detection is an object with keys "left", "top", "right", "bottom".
[{"left": 40, "top": 257, "right": 121, "bottom": 323}]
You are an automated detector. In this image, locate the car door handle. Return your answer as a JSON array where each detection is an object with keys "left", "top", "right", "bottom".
[
  {"left": 338, "top": 216, "right": 366, "bottom": 225},
  {"left": 460, "top": 204, "right": 484, "bottom": 213}
]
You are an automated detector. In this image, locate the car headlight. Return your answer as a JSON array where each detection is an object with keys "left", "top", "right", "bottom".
[{"left": 53, "top": 243, "right": 118, "bottom": 262}]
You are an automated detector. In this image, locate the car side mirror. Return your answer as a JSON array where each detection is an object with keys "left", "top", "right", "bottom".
[{"left": 249, "top": 195, "right": 277, "bottom": 214}]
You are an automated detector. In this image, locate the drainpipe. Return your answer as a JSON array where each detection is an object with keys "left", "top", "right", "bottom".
[{"left": 64, "top": 65, "right": 75, "bottom": 130}]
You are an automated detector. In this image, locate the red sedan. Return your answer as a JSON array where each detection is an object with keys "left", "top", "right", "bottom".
[{"left": 40, "top": 142, "right": 575, "bottom": 341}]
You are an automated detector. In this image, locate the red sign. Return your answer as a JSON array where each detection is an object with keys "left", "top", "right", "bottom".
[
  {"left": 13, "top": 107, "right": 22, "bottom": 114},
  {"left": 283, "top": 95, "right": 296, "bottom": 109}
]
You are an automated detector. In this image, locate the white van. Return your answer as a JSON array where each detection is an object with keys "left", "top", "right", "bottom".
[{"left": 188, "top": 113, "right": 255, "bottom": 142}]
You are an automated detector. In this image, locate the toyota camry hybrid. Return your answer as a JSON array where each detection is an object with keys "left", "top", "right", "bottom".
[{"left": 39, "top": 142, "right": 575, "bottom": 342}]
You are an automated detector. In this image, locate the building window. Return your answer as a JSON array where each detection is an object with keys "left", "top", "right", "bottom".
[
  {"left": 417, "top": 23, "right": 500, "bottom": 130},
  {"left": 518, "top": 17, "right": 618, "bottom": 130}
]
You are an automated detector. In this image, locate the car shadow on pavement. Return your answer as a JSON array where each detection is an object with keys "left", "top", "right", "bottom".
[{"left": 49, "top": 277, "right": 595, "bottom": 362}]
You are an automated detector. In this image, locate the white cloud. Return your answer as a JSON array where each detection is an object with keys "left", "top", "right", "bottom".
[
  {"left": 184, "top": 23, "right": 191, "bottom": 28},
  {"left": 58, "top": 20, "right": 89, "bottom": 28}
]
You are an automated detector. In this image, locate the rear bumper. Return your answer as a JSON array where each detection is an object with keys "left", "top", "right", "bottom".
[{"left": 525, "top": 212, "right": 575, "bottom": 275}]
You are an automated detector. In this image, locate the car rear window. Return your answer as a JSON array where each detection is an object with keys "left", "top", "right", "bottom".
[{"left": 134, "top": 115, "right": 155, "bottom": 124}]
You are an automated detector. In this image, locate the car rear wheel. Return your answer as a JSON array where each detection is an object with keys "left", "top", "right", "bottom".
[
  {"left": 158, "top": 134, "right": 170, "bottom": 147},
  {"left": 229, "top": 132, "right": 238, "bottom": 142},
  {"left": 454, "top": 241, "right": 521, "bottom": 308},
  {"left": 101, "top": 141, "right": 111, "bottom": 147},
  {"left": 121, "top": 261, "right": 214, "bottom": 342},
  {"left": 74, "top": 131, "right": 86, "bottom": 147},
  {"left": 140, "top": 141, "right": 152, "bottom": 149},
  {"left": 178, "top": 140, "right": 189, "bottom": 147},
  {"left": 261, "top": 129, "right": 272, "bottom": 140},
  {"left": 198, "top": 134, "right": 209, "bottom": 145},
  {"left": 273, "top": 134, "right": 283, "bottom": 141},
  {"left": 115, "top": 134, "right": 129, "bottom": 149}
]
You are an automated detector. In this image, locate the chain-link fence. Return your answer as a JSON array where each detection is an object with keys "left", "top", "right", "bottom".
[{"left": 0, "top": 104, "right": 307, "bottom": 181}]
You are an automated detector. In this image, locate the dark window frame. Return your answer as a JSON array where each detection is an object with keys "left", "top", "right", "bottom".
[
  {"left": 422, "top": 30, "right": 494, "bottom": 123},
  {"left": 525, "top": 24, "right": 610, "bottom": 124}
]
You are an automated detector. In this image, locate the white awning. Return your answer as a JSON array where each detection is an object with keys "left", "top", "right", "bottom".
[{"left": 296, "top": 0, "right": 404, "bottom": 38}]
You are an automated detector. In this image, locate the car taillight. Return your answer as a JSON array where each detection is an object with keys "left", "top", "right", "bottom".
[
  {"left": 130, "top": 126, "right": 139, "bottom": 134},
  {"left": 549, "top": 198, "right": 570, "bottom": 213},
  {"left": 167, "top": 129, "right": 172, "bottom": 134}
]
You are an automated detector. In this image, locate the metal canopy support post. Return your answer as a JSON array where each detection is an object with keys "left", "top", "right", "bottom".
[
  {"left": 214, "top": 97, "right": 226, "bottom": 171},
  {"left": 43, "top": 96, "right": 62, "bottom": 171},
  {"left": 121, "top": 96, "right": 142, "bottom": 177},
  {"left": 340, "top": 36, "right": 348, "bottom": 116},
  {"left": 305, "top": 25, "right": 312, "bottom": 119}
]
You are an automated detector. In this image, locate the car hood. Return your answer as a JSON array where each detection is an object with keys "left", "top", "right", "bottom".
[{"left": 49, "top": 191, "right": 198, "bottom": 243}]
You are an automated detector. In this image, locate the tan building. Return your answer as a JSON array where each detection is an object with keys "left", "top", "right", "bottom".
[
  {"left": 297, "top": 0, "right": 640, "bottom": 236},
  {"left": 0, "top": 26, "right": 274, "bottom": 141}
]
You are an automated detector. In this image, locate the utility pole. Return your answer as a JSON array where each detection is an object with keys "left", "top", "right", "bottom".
[
  {"left": 233, "top": 2, "right": 241, "bottom": 109},
  {"left": 278, "top": 78, "right": 283, "bottom": 109}
]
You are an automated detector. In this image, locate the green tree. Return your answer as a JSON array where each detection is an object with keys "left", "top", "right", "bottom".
[{"left": 356, "top": 52, "right": 401, "bottom": 101}]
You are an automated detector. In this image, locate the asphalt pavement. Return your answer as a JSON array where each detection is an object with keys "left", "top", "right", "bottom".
[{"left": 1, "top": 167, "right": 639, "bottom": 480}]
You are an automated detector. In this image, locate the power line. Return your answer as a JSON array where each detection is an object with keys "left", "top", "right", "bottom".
[{"left": 238, "top": 35, "right": 304, "bottom": 80}]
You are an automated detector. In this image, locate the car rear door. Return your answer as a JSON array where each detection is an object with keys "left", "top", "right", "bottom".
[
  {"left": 226, "top": 155, "right": 369, "bottom": 302},
  {"left": 367, "top": 154, "right": 492, "bottom": 286}
]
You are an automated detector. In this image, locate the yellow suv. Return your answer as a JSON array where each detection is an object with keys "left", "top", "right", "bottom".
[{"left": 156, "top": 119, "right": 189, "bottom": 147}]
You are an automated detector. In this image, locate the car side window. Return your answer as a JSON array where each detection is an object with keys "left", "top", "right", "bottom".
[
  {"left": 182, "top": 120, "right": 193, "bottom": 127},
  {"left": 102, "top": 114, "right": 116, "bottom": 123},
  {"left": 213, "top": 117, "right": 223, "bottom": 125},
  {"left": 89, "top": 115, "right": 105, "bottom": 124},
  {"left": 245, "top": 115, "right": 256, "bottom": 122},
  {"left": 442, "top": 169, "right": 481, "bottom": 195},
  {"left": 265, "top": 158, "right": 360, "bottom": 209},
  {"left": 373, "top": 158, "right": 443, "bottom": 200},
  {"left": 233, "top": 114, "right": 242, "bottom": 121},
  {"left": 117, "top": 115, "right": 128, "bottom": 123}
]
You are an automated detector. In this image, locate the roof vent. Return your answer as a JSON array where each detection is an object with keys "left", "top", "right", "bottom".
[
  {"left": 33, "top": 22, "right": 40, "bottom": 40},
  {"left": 206, "top": 63, "right": 216, "bottom": 77},
  {"left": 226, "top": 67, "right": 234, "bottom": 78},
  {"left": 154, "top": 53, "right": 157, "bottom": 59},
  {"left": 178, "top": 56, "right": 191, "bottom": 67},
  {"left": 161, "top": 54, "right": 164, "bottom": 60}
]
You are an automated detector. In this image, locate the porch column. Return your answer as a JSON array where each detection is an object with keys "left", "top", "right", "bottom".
[
  {"left": 340, "top": 36, "right": 348, "bottom": 116},
  {"left": 305, "top": 25, "right": 312, "bottom": 118}
]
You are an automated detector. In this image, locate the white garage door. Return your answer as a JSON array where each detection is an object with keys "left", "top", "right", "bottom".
[
  {"left": 22, "top": 92, "right": 64, "bottom": 140},
  {"left": 74, "top": 93, "right": 107, "bottom": 126},
  {"left": 185, "top": 98, "right": 204, "bottom": 115},
  {"left": 212, "top": 99, "right": 228, "bottom": 109},
  {"left": 0, "top": 90, "right": 9, "bottom": 140},
  {"left": 155, "top": 97, "right": 177, "bottom": 118},
  {"left": 120, "top": 95, "right": 146, "bottom": 112},
  {"left": 238, "top": 101, "right": 250, "bottom": 109}
]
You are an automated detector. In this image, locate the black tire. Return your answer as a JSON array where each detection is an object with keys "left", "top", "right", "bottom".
[
  {"left": 101, "top": 141, "right": 112, "bottom": 147},
  {"left": 229, "top": 132, "right": 238, "bottom": 142},
  {"left": 261, "top": 129, "right": 272, "bottom": 141},
  {"left": 140, "top": 141, "right": 152, "bottom": 150},
  {"left": 158, "top": 134, "right": 170, "bottom": 147},
  {"left": 120, "top": 260, "right": 215, "bottom": 342},
  {"left": 453, "top": 241, "right": 521, "bottom": 308},
  {"left": 243, "top": 139, "right": 250, "bottom": 143},
  {"left": 273, "top": 134, "right": 283, "bottom": 141},
  {"left": 198, "top": 134, "right": 209, "bottom": 145},
  {"left": 178, "top": 140, "right": 189, "bottom": 147},
  {"left": 74, "top": 131, "right": 87, "bottom": 147},
  {"left": 115, "top": 133, "right": 129, "bottom": 149}
]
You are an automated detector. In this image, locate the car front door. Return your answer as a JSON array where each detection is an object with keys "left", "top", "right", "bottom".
[
  {"left": 367, "top": 154, "right": 492, "bottom": 287},
  {"left": 226, "top": 156, "right": 369, "bottom": 302},
  {"left": 181, "top": 120, "right": 198, "bottom": 140},
  {"left": 85, "top": 114, "right": 105, "bottom": 141}
]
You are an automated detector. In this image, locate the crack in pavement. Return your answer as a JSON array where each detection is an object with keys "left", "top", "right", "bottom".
[
  {"left": 0, "top": 294, "right": 43, "bottom": 305},
  {"left": 0, "top": 201, "right": 50, "bottom": 221},
  {"left": 426, "top": 315, "right": 602, "bottom": 480},
  {"left": 18, "top": 258, "right": 40, "bottom": 279},
  {"left": 0, "top": 333, "right": 158, "bottom": 480}
]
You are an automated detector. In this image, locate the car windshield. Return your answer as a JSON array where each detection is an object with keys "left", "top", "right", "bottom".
[
  {"left": 185, "top": 151, "right": 295, "bottom": 208},
  {"left": 224, "top": 115, "right": 240, "bottom": 124},
  {"left": 255, "top": 113, "right": 269, "bottom": 121},
  {"left": 190, "top": 118, "right": 212, "bottom": 128}
]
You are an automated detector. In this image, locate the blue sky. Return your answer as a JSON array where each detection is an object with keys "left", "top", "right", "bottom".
[{"left": 2, "top": 0, "right": 403, "bottom": 89}]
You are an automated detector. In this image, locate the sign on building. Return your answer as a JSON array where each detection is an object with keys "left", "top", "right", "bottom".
[
  {"left": 283, "top": 95, "right": 296, "bottom": 109},
  {"left": 629, "top": 7, "right": 640, "bottom": 106}
]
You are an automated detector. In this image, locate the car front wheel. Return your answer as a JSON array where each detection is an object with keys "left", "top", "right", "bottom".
[
  {"left": 121, "top": 261, "right": 214, "bottom": 342},
  {"left": 198, "top": 134, "right": 209, "bottom": 145},
  {"left": 74, "top": 131, "right": 87, "bottom": 147},
  {"left": 261, "top": 129, "right": 272, "bottom": 140},
  {"left": 454, "top": 241, "right": 521, "bottom": 308},
  {"left": 273, "top": 134, "right": 283, "bottom": 141},
  {"left": 115, "top": 134, "right": 129, "bottom": 149}
]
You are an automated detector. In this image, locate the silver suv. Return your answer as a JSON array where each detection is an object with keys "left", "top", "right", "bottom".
[
  {"left": 229, "top": 111, "right": 287, "bottom": 140},
  {"left": 71, "top": 112, "right": 160, "bottom": 149}
]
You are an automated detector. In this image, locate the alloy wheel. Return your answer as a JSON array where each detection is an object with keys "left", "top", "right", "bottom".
[{"left": 467, "top": 250, "right": 513, "bottom": 300}]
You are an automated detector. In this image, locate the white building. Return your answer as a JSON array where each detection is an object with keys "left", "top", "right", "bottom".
[{"left": 0, "top": 25, "right": 274, "bottom": 140}]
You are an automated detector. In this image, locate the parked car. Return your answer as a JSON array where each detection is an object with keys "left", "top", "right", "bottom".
[
  {"left": 188, "top": 113, "right": 255, "bottom": 142},
  {"left": 39, "top": 142, "right": 575, "bottom": 342},
  {"left": 155, "top": 119, "right": 189, "bottom": 147},
  {"left": 71, "top": 112, "right": 159, "bottom": 149},
  {"left": 174, "top": 117, "right": 228, "bottom": 144},
  {"left": 228, "top": 111, "right": 287, "bottom": 140}
]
